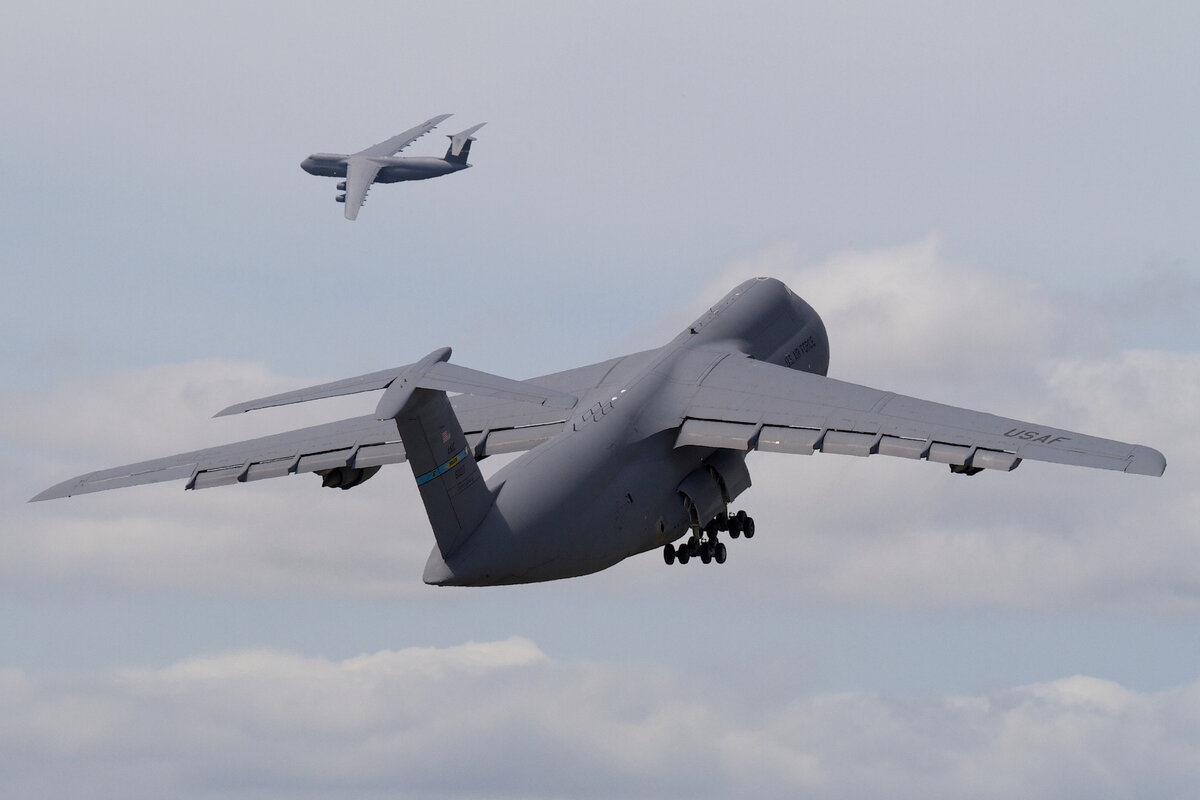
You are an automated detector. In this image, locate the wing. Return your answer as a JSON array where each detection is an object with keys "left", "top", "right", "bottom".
[
  {"left": 355, "top": 114, "right": 452, "bottom": 157},
  {"left": 30, "top": 354, "right": 628, "bottom": 502},
  {"left": 676, "top": 355, "right": 1166, "bottom": 476},
  {"left": 341, "top": 157, "right": 383, "bottom": 220},
  {"left": 30, "top": 402, "right": 569, "bottom": 502},
  {"left": 31, "top": 415, "right": 406, "bottom": 501}
]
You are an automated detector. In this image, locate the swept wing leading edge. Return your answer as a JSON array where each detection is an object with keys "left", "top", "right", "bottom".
[
  {"left": 356, "top": 113, "right": 452, "bottom": 157},
  {"left": 678, "top": 355, "right": 1166, "bottom": 476}
]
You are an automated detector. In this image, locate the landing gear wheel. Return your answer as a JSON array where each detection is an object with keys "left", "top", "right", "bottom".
[
  {"left": 715, "top": 542, "right": 727, "bottom": 564},
  {"left": 700, "top": 546, "right": 712, "bottom": 564},
  {"left": 677, "top": 547, "right": 690, "bottom": 565},
  {"left": 743, "top": 517, "right": 755, "bottom": 539},
  {"left": 663, "top": 544, "right": 676, "bottom": 565}
]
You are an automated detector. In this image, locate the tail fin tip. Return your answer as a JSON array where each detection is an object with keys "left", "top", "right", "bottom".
[{"left": 444, "top": 122, "right": 486, "bottom": 163}]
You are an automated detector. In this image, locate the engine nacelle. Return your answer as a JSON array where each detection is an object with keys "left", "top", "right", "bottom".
[
  {"left": 336, "top": 181, "right": 347, "bottom": 191},
  {"left": 318, "top": 465, "right": 380, "bottom": 490},
  {"left": 676, "top": 450, "right": 753, "bottom": 529},
  {"left": 677, "top": 468, "right": 724, "bottom": 529},
  {"left": 335, "top": 194, "right": 347, "bottom": 203},
  {"left": 705, "top": 449, "right": 752, "bottom": 504}
]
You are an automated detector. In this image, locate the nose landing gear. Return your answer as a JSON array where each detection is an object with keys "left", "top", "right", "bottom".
[{"left": 663, "top": 510, "right": 754, "bottom": 567}]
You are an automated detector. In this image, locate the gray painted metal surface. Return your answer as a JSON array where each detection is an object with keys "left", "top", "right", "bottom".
[
  {"left": 33, "top": 278, "right": 1167, "bottom": 585},
  {"left": 300, "top": 114, "right": 485, "bottom": 219}
]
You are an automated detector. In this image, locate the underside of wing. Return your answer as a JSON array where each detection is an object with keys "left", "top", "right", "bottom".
[
  {"left": 678, "top": 355, "right": 1166, "bottom": 477},
  {"left": 356, "top": 113, "right": 452, "bottom": 157},
  {"left": 31, "top": 354, "right": 628, "bottom": 502},
  {"left": 342, "top": 157, "right": 382, "bottom": 220},
  {"left": 31, "top": 415, "right": 407, "bottom": 501},
  {"left": 32, "top": 405, "right": 573, "bottom": 502}
]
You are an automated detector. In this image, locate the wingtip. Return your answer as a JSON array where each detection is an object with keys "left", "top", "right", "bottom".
[
  {"left": 1126, "top": 445, "right": 1167, "bottom": 477},
  {"left": 29, "top": 481, "right": 75, "bottom": 502}
]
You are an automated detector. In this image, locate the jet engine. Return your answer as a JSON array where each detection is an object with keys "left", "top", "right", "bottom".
[
  {"left": 318, "top": 465, "right": 380, "bottom": 490},
  {"left": 677, "top": 468, "right": 723, "bottom": 529},
  {"left": 676, "top": 450, "right": 752, "bottom": 529},
  {"left": 705, "top": 449, "right": 752, "bottom": 505},
  {"left": 336, "top": 181, "right": 347, "bottom": 190},
  {"left": 335, "top": 194, "right": 347, "bottom": 203}
]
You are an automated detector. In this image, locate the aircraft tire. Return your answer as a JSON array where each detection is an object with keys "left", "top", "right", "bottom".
[
  {"left": 678, "top": 549, "right": 690, "bottom": 565},
  {"left": 743, "top": 517, "right": 755, "bottom": 539},
  {"left": 715, "top": 542, "right": 727, "bottom": 564},
  {"left": 664, "top": 544, "right": 675, "bottom": 565}
]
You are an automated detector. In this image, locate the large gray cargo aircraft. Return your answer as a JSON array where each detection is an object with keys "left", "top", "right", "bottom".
[
  {"left": 301, "top": 114, "right": 485, "bottom": 220},
  {"left": 34, "top": 278, "right": 1165, "bottom": 585}
]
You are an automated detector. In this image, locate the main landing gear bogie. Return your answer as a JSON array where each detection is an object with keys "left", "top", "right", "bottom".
[{"left": 663, "top": 510, "right": 754, "bottom": 567}]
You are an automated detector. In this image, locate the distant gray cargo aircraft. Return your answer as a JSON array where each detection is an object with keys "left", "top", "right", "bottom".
[
  {"left": 34, "top": 278, "right": 1165, "bottom": 585},
  {"left": 301, "top": 114, "right": 484, "bottom": 220}
]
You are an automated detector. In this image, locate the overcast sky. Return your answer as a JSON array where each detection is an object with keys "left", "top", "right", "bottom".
[{"left": 3, "top": 2, "right": 1199, "bottom": 798}]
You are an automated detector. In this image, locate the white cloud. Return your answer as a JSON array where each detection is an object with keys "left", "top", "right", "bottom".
[
  {"left": 3, "top": 359, "right": 431, "bottom": 598},
  {"left": 2, "top": 639, "right": 1199, "bottom": 800},
  {"left": 685, "top": 235, "right": 1112, "bottom": 405}
]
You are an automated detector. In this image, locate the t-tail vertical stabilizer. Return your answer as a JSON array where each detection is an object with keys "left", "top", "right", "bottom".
[
  {"left": 374, "top": 348, "right": 493, "bottom": 559},
  {"left": 371, "top": 346, "right": 575, "bottom": 561},
  {"left": 444, "top": 122, "right": 486, "bottom": 165}
]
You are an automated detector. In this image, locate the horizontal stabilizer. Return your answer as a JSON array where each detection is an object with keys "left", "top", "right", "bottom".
[
  {"left": 216, "top": 350, "right": 577, "bottom": 419},
  {"left": 215, "top": 366, "right": 407, "bottom": 417},
  {"left": 446, "top": 122, "right": 486, "bottom": 157},
  {"left": 421, "top": 361, "right": 577, "bottom": 410}
]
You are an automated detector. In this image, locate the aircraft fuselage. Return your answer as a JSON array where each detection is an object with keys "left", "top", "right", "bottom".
[
  {"left": 423, "top": 277, "right": 831, "bottom": 585},
  {"left": 300, "top": 154, "right": 468, "bottom": 183}
]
